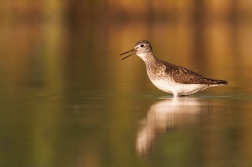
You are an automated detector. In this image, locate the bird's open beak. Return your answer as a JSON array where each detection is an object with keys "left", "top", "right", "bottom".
[{"left": 119, "top": 49, "right": 136, "bottom": 60}]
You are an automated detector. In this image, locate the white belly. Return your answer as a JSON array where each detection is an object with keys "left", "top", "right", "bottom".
[{"left": 150, "top": 78, "right": 209, "bottom": 97}]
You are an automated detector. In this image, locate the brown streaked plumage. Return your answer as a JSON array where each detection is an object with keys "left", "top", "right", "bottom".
[{"left": 120, "top": 40, "right": 228, "bottom": 97}]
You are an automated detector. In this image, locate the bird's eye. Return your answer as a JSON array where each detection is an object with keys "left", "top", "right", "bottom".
[{"left": 140, "top": 44, "right": 144, "bottom": 47}]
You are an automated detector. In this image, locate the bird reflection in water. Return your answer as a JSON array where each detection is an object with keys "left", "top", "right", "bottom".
[{"left": 136, "top": 97, "right": 218, "bottom": 155}]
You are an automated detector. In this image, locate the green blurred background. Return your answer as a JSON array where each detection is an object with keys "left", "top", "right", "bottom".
[
  {"left": 0, "top": 1, "right": 252, "bottom": 167},
  {"left": 0, "top": 0, "right": 251, "bottom": 88}
]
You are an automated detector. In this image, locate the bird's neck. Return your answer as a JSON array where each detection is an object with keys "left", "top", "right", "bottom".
[{"left": 136, "top": 52, "right": 159, "bottom": 64}]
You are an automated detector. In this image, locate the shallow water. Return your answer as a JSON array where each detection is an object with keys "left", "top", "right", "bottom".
[{"left": 1, "top": 19, "right": 252, "bottom": 167}]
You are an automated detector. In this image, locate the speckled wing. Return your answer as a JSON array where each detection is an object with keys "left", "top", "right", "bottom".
[{"left": 163, "top": 61, "right": 228, "bottom": 85}]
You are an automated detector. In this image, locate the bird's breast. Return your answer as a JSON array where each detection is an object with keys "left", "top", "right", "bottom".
[{"left": 146, "top": 64, "right": 167, "bottom": 79}]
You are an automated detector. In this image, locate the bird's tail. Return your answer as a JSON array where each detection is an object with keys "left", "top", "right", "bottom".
[{"left": 208, "top": 79, "right": 228, "bottom": 86}]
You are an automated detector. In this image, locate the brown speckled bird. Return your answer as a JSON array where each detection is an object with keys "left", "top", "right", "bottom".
[{"left": 120, "top": 40, "right": 227, "bottom": 97}]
